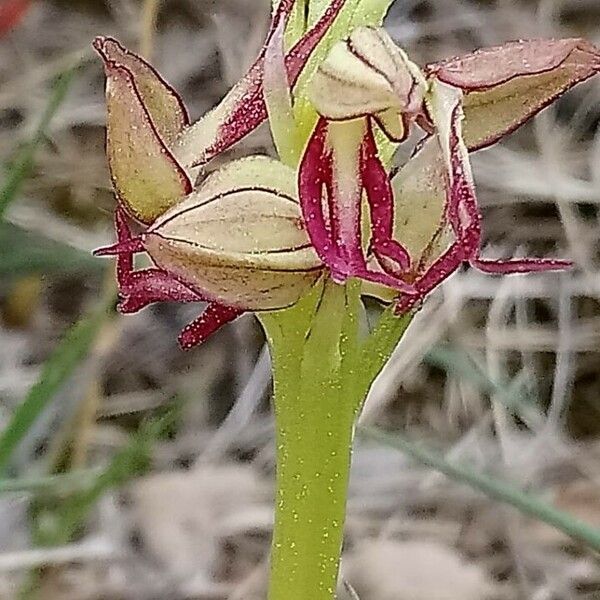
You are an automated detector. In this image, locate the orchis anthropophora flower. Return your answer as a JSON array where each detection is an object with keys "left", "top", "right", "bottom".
[
  {"left": 94, "top": 4, "right": 600, "bottom": 349},
  {"left": 93, "top": 4, "right": 600, "bottom": 599},
  {"left": 301, "top": 27, "right": 600, "bottom": 310}
]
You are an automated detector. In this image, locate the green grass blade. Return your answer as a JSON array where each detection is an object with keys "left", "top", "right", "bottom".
[
  {"left": 51, "top": 410, "right": 178, "bottom": 543},
  {"left": 0, "top": 469, "right": 101, "bottom": 495},
  {"left": 0, "top": 222, "right": 101, "bottom": 278},
  {"left": 0, "top": 299, "right": 113, "bottom": 475},
  {"left": 425, "top": 345, "right": 535, "bottom": 415},
  {"left": 0, "top": 66, "right": 77, "bottom": 218},
  {"left": 359, "top": 426, "right": 600, "bottom": 552}
]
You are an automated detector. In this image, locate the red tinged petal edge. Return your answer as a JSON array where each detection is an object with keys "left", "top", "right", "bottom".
[
  {"left": 394, "top": 89, "right": 572, "bottom": 314},
  {"left": 426, "top": 38, "right": 600, "bottom": 150},
  {"left": 93, "top": 36, "right": 190, "bottom": 142},
  {"left": 427, "top": 38, "right": 600, "bottom": 91},
  {"left": 0, "top": 0, "right": 31, "bottom": 36},
  {"left": 95, "top": 209, "right": 243, "bottom": 350},
  {"left": 178, "top": 304, "right": 243, "bottom": 350},
  {"left": 196, "top": 0, "right": 348, "bottom": 166}
]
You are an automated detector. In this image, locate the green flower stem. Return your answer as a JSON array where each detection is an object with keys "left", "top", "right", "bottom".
[
  {"left": 261, "top": 282, "right": 413, "bottom": 600},
  {"left": 269, "top": 372, "right": 355, "bottom": 600},
  {"left": 261, "top": 282, "right": 356, "bottom": 600}
]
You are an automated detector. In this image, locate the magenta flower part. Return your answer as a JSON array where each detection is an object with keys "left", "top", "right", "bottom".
[
  {"left": 93, "top": 2, "right": 600, "bottom": 349},
  {"left": 95, "top": 208, "right": 244, "bottom": 349},
  {"left": 298, "top": 28, "right": 600, "bottom": 314},
  {"left": 182, "top": 0, "right": 349, "bottom": 167}
]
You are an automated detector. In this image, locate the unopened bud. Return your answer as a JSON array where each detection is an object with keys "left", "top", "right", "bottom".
[{"left": 309, "top": 26, "right": 427, "bottom": 140}]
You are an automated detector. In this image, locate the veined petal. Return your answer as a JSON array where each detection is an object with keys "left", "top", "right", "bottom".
[
  {"left": 393, "top": 81, "right": 480, "bottom": 313},
  {"left": 144, "top": 156, "right": 323, "bottom": 310},
  {"left": 390, "top": 137, "right": 450, "bottom": 265},
  {"left": 425, "top": 80, "right": 481, "bottom": 249},
  {"left": 427, "top": 38, "right": 600, "bottom": 150},
  {"left": 174, "top": 0, "right": 348, "bottom": 168},
  {"left": 93, "top": 36, "right": 188, "bottom": 146},
  {"left": 103, "top": 63, "right": 192, "bottom": 224}
]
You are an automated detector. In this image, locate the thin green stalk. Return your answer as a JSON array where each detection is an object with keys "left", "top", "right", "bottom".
[
  {"left": 0, "top": 66, "right": 77, "bottom": 218},
  {"left": 140, "top": 0, "right": 161, "bottom": 58},
  {"left": 360, "top": 427, "right": 600, "bottom": 552}
]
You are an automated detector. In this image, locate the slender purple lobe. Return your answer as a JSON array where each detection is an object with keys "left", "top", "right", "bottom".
[
  {"left": 360, "top": 124, "right": 411, "bottom": 273},
  {"left": 472, "top": 257, "right": 573, "bottom": 274},
  {"left": 298, "top": 117, "right": 340, "bottom": 270},
  {"left": 98, "top": 209, "right": 202, "bottom": 314},
  {"left": 178, "top": 303, "right": 243, "bottom": 350}
]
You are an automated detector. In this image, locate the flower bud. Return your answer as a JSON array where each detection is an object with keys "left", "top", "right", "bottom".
[
  {"left": 309, "top": 26, "right": 427, "bottom": 140},
  {"left": 143, "top": 156, "right": 323, "bottom": 311}
]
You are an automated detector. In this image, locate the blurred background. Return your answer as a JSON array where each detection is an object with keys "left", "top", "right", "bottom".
[{"left": 0, "top": 0, "right": 599, "bottom": 598}]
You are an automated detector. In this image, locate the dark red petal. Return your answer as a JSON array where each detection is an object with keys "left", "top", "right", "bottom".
[
  {"left": 472, "top": 257, "right": 573, "bottom": 274},
  {"left": 178, "top": 303, "right": 243, "bottom": 350},
  {"left": 360, "top": 122, "right": 411, "bottom": 273},
  {"left": 118, "top": 268, "right": 203, "bottom": 314},
  {"left": 394, "top": 86, "right": 481, "bottom": 313},
  {"left": 298, "top": 118, "right": 341, "bottom": 269}
]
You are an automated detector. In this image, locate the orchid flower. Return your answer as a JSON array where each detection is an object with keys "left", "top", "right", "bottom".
[
  {"left": 95, "top": 16, "right": 600, "bottom": 350},
  {"left": 300, "top": 27, "right": 600, "bottom": 311},
  {"left": 93, "top": 4, "right": 600, "bottom": 598},
  {"left": 92, "top": 0, "right": 347, "bottom": 348}
]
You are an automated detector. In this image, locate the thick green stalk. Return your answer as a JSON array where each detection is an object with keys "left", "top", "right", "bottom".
[
  {"left": 269, "top": 367, "right": 356, "bottom": 599},
  {"left": 261, "top": 282, "right": 364, "bottom": 600},
  {"left": 261, "top": 281, "right": 411, "bottom": 600}
]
